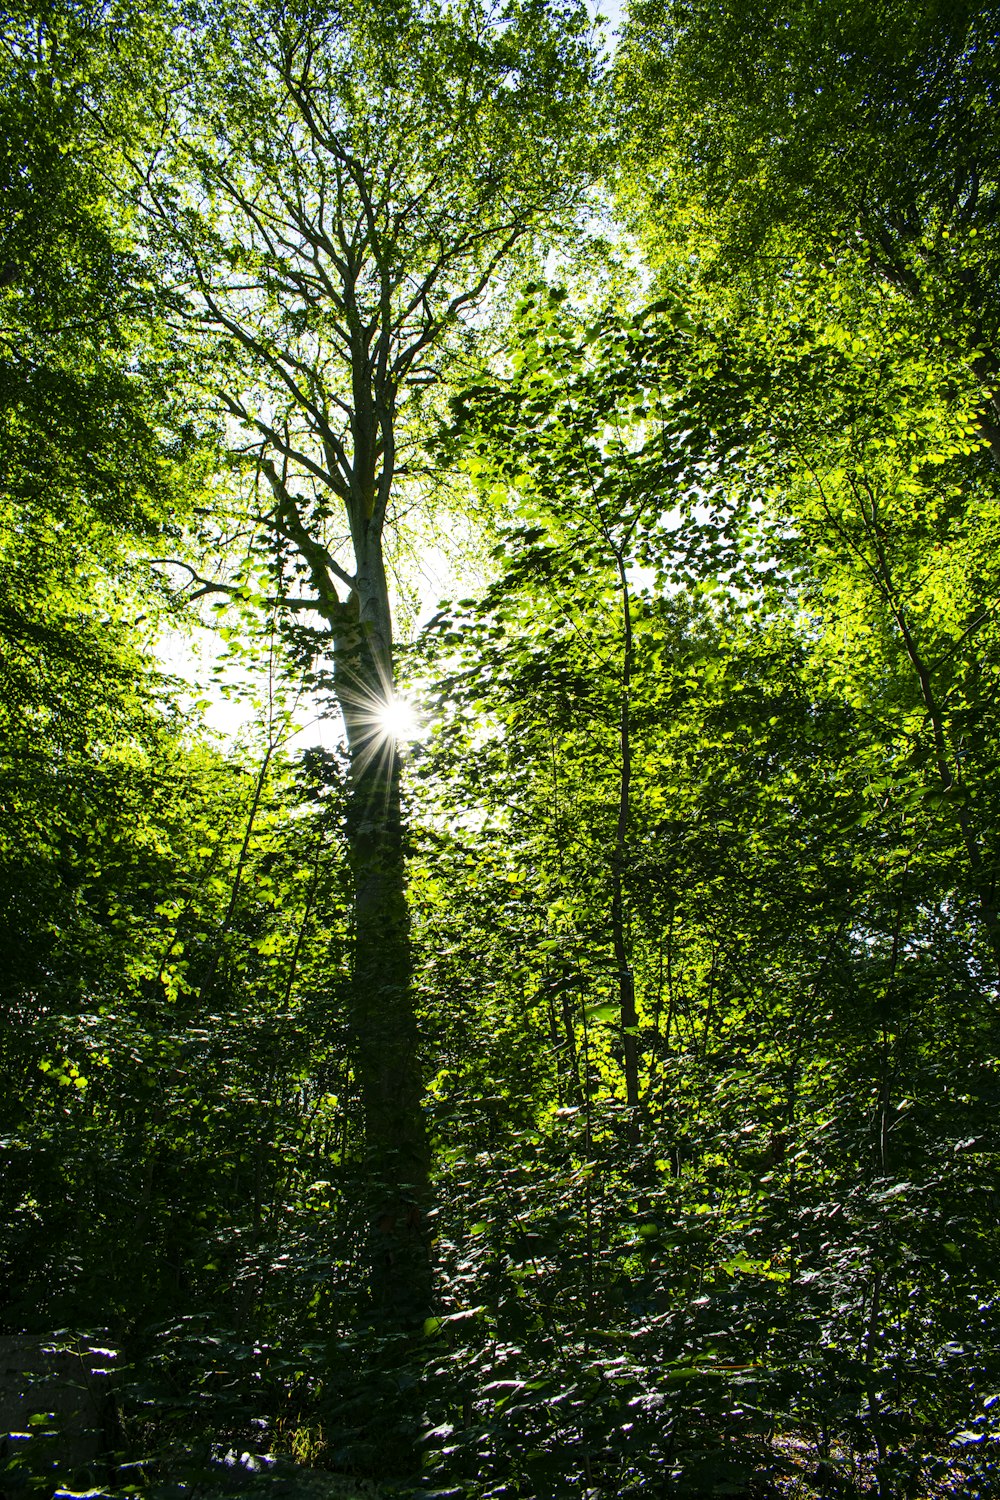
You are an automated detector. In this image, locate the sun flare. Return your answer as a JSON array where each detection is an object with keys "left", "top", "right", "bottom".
[{"left": 374, "top": 695, "right": 422, "bottom": 743}]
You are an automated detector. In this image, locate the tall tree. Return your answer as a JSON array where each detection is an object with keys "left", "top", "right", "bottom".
[
  {"left": 0, "top": 0, "right": 204, "bottom": 981},
  {"left": 617, "top": 0, "right": 1000, "bottom": 459},
  {"left": 415, "top": 277, "right": 1000, "bottom": 1494},
  {"left": 447, "top": 288, "right": 695, "bottom": 1131},
  {"left": 0, "top": 0, "right": 190, "bottom": 574},
  {"left": 142, "top": 0, "right": 599, "bottom": 1322}
]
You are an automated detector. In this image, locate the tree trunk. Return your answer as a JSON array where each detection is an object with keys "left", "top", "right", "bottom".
[
  {"left": 611, "top": 552, "right": 641, "bottom": 1130},
  {"left": 863, "top": 502, "right": 1000, "bottom": 980},
  {"left": 337, "top": 614, "right": 431, "bottom": 1328}
]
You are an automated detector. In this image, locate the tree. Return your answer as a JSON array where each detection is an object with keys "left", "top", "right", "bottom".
[
  {"left": 0, "top": 0, "right": 197, "bottom": 616},
  {"left": 617, "top": 0, "right": 1000, "bottom": 459},
  {"left": 0, "top": 0, "right": 205, "bottom": 1044},
  {"left": 139, "top": 0, "right": 600, "bottom": 1324},
  {"left": 446, "top": 287, "right": 701, "bottom": 1130},
  {"left": 0, "top": 0, "right": 213, "bottom": 988},
  {"left": 414, "top": 268, "right": 1000, "bottom": 1492}
]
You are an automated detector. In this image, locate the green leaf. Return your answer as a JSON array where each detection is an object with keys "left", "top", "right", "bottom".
[{"left": 583, "top": 1002, "right": 618, "bottom": 1023}]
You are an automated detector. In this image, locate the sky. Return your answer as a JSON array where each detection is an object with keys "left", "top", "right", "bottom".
[{"left": 591, "top": 0, "right": 624, "bottom": 48}]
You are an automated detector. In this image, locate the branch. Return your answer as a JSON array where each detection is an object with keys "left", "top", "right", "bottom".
[
  {"left": 147, "top": 557, "right": 319, "bottom": 612},
  {"left": 258, "top": 457, "right": 357, "bottom": 622}
]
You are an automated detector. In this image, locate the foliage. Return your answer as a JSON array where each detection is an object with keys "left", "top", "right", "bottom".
[
  {"left": 616, "top": 0, "right": 1000, "bottom": 457},
  {"left": 3, "top": 4, "right": 1000, "bottom": 1500}
]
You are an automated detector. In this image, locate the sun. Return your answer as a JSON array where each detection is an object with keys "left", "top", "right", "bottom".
[{"left": 374, "top": 695, "right": 422, "bottom": 743}]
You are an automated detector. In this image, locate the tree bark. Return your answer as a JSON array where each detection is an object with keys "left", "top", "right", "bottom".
[
  {"left": 336, "top": 596, "right": 431, "bottom": 1328},
  {"left": 611, "top": 551, "right": 641, "bottom": 1130},
  {"left": 860, "top": 489, "right": 1000, "bottom": 979}
]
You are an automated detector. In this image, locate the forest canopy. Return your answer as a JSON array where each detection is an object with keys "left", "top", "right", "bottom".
[{"left": 2, "top": 3, "right": 999, "bottom": 1499}]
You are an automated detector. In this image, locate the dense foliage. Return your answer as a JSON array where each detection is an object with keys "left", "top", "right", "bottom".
[{"left": 2, "top": 3, "right": 999, "bottom": 1499}]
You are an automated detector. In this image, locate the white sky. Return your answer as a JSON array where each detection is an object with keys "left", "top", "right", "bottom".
[{"left": 591, "top": 0, "right": 624, "bottom": 49}]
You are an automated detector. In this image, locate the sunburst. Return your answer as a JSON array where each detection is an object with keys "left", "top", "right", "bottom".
[
  {"left": 373, "top": 695, "right": 422, "bottom": 744},
  {"left": 339, "top": 678, "right": 424, "bottom": 805}
]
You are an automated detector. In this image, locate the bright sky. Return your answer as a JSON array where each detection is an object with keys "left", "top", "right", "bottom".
[{"left": 593, "top": 0, "right": 624, "bottom": 43}]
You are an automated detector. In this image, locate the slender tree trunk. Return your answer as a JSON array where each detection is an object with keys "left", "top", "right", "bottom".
[
  {"left": 968, "top": 348, "right": 1000, "bottom": 465},
  {"left": 879, "top": 580, "right": 1000, "bottom": 976},
  {"left": 611, "top": 552, "right": 641, "bottom": 1128},
  {"left": 855, "top": 488, "right": 1000, "bottom": 978},
  {"left": 336, "top": 612, "right": 431, "bottom": 1328},
  {"left": 264, "top": 397, "right": 434, "bottom": 1329}
]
